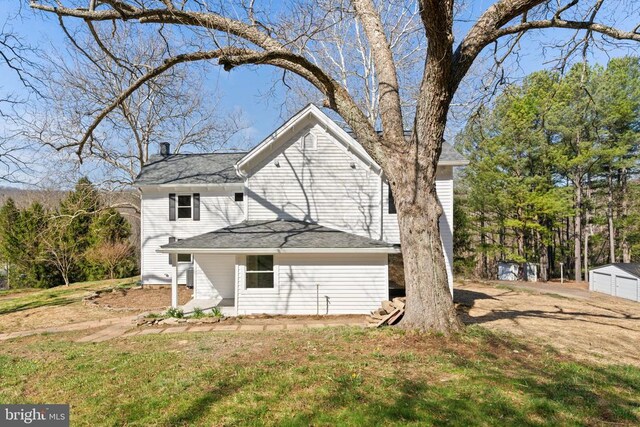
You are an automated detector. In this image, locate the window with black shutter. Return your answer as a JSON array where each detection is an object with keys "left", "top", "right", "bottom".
[{"left": 177, "top": 195, "right": 192, "bottom": 219}]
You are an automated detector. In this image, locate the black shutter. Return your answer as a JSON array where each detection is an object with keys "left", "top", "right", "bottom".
[
  {"left": 193, "top": 193, "right": 200, "bottom": 221},
  {"left": 388, "top": 187, "right": 397, "bottom": 214},
  {"left": 169, "top": 193, "right": 176, "bottom": 221},
  {"left": 168, "top": 236, "right": 176, "bottom": 265}
]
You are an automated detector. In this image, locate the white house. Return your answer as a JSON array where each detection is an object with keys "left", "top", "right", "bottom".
[{"left": 134, "top": 104, "right": 468, "bottom": 315}]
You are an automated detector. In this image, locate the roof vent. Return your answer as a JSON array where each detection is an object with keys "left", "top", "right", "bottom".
[{"left": 159, "top": 142, "right": 171, "bottom": 157}]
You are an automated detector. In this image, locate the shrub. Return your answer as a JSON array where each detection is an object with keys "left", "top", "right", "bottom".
[
  {"left": 166, "top": 307, "right": 184, "bottom": 318},
  {"left": 191, "top": 307, "right": 205, "bottom": 318},
  {"left": 210, "top": 307, "right": 223, "bottom": 318}
]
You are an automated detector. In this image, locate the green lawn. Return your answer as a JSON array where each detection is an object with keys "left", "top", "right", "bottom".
[
  {"left": 1, "top": 326, "right": 638, "bottom": 426},
  {"left": 0, "top": 277, "right": 137, "bottom": 316}
]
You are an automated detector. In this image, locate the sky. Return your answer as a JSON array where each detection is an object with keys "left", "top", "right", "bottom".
[{"left": 1, "top": 1, "right": 638, "bottom": 187}]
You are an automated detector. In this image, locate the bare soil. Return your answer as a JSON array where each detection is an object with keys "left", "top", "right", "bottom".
[
  {"left": 0, "top": 304, "right": 132, "bottom": 334},
  {"left": 93, "top": 286, "right": 192, "bottom": 310},
  {"left": 456, "top": 280, "right": 640, "bottom": 366}
]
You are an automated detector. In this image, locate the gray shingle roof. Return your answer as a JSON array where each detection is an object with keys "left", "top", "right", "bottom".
[
  {"left": 439, "top": 142, "right": 468, "bottom": 164},
  {"left": 160, "top": 219, "right": 397, "bottom": 251},
  {"left": 347, "top": 130, "right": 468, "bottom": 165},
  {"left": 134, "top": 152, "right": 246, "bottom": 186}
]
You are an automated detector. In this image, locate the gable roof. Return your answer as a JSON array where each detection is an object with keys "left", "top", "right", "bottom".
[
  {"left": 235, "top": 104, "right": 380, "bottom": 177},
  {"left": 236, "top": 104, "right": 467, "bottom": 176},
  {"left": 158, "top": 219, "right": 399, "bottom": 253},
  {"left": 593, "top": 263, "right": 640, "bottom": 278},
  {"left": 134, "top": 152, "right": 246, "bottom": 186},
  {"left": 134, "top": 104, "right": 468, "bottom": 187}
]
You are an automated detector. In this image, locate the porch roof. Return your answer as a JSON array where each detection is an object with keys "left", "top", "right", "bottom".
[{"left": 158, "top": 219, "right": 400, "bottom": 254}]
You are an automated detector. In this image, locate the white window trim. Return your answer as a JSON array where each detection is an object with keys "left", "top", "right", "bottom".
[
  {"left": 175, "top": 238, "right": 193, "bottom": 264},
  {"left": 176, "top": 194, "right": 193, "bottom": 220},
  {"left": 242, "top": 254, "right": 279, "bottom": 293}
]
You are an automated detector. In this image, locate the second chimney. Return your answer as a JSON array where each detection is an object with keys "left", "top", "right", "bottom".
[{"left": 159, "top": 142, "right": 171, "bottom": 157}]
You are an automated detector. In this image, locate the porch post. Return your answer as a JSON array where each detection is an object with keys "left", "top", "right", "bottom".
[{"left": 171, "top": 262, "right": 178, "bottom": 308}]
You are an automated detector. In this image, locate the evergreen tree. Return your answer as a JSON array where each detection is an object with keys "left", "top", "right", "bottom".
[{"left": 84, "top": 207, "right": 135, "bottom": 280}]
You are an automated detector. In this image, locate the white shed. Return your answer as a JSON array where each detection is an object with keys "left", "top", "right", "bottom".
[{"left": 589, "top": 263, "right": 640, "bottom": 302}]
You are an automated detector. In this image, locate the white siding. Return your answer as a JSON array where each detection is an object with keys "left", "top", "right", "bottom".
[
  {"left": 589, "top": 265, "right": 640, "bottom": 302},
  {"left": 235, "top": 253, "right": 388, "bottom": 315},
  {"left": 141, "top": 187, "right": 244, "bottom": 285},
  {"left": 244, "top": 125, "right": 456, "bottom": 290},
  {"left": 193, "top": 254, "right": 236, "bottom": 300},
  {"left": 245, "top": 124, "right": 381, "bottom": 239}
]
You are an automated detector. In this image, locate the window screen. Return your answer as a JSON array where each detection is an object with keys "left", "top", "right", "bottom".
[
  {"left": 177, "top": 195, "right": 192, "bottom": 219},
  {"left": 177, "top": 253, "right": 192, "bottom": 263},
  {"left": 246, "top": 255, "right": 274, "bottom": 288}
]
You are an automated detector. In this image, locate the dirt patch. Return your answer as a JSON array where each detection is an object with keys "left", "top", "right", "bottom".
[
  {"left": 455, "top": 281, "right": 640, "bottom": 366},
  {"left": 92, "top": 286, "right": 192, "bottom": 310},
  {"left": 0, "top": 304, "right": 132, "bottom": 334}
]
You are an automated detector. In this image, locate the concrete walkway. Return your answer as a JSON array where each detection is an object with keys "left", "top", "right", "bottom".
[
  {"left": 0, "top": 317, "right": 366, "bottom": 343},
  {"left": 80, "top": 320, "right": 366, "bottom": 343}
]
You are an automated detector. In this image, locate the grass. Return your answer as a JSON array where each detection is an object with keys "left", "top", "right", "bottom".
[
  {"left": 0, "top": 277, "right": 138, "bottom": 316},
  {"left": 0, "top": 326, "right": 638, "bottom": 426}
]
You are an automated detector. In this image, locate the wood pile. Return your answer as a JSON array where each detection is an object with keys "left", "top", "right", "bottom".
[{"left": 366, "top": 297, "right": 405, "bottom": 327}]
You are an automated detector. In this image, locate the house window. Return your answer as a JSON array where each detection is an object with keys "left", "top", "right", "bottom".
[
  {"left": 388, "top": 187, "right": 397, "bottom": 214},
  {"left": 235, "top": 192, "right": 244, "bottom": 202},
  {"left": 177, "top": 195, "right": 192, "bottom": 219},
  {"left": 177, "top": 253, "right": 192, "bottom": 263},
  {"left": 301, "top": 133, "right": 316, "bottom": 150},
  {"left": 246, "top": 255, "right": 274, "bottom": 289}
]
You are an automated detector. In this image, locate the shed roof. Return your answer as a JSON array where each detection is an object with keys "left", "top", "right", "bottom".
[
  {"left": 158, "top": 219, "right": 399, "bottom": 253},
  {"left": 592, "top": 263, "right": 640, "bottom": 278}
]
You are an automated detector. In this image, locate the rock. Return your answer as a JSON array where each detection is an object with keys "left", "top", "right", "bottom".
[
  {"left": 159, "top": 318, "right": 180, "bottom": 325},
  {"left": 200, "top": 317, "right": 221, "bottom": 324},
  {"left": 136, "top": 318, "right": 152, "bottom": 326}
]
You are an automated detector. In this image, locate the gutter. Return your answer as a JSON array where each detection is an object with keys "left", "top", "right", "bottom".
[{"left": 157, "top": 246, "right": 401, "bottom": 255}]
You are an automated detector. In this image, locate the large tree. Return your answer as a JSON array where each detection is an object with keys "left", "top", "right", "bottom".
[{"left": 31, "top": 0, "right": 640, "bottom": 332}]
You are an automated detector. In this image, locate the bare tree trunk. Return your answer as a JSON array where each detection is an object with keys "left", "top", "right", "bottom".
[
  {"left": 620, "top": 168, "right": 631, "bottom": 263},
  {"left": 539, "top": 229, "right": 549, "bottom": 282},
  {"left": 395, "top": 64, "right": 460, "bottom": 332},
  {"left": 480, "top": 212, "right": 488, "bottom": 278},
  {"left": 574, "top": 179, "right": 582, "bottom": 282},
  {"left": 584, "top": 179, "right": 591, "bottom": 282},
  {"left": 607, "top": 171, "right": 616, "bottom": 263}
]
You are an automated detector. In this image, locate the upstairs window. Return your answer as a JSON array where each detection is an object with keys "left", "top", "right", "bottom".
[
  {"left": 388, "top": 187, "right": 397, "bottom": 214},
  {"left": 301, "top": 132, "right": 316, "bottom": 150},
  {"left": 177, "top": 195, "right": 192, "bottom": 219},
  {"left": 246, "top": 255, "right": 274, "bottom": 289}
]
